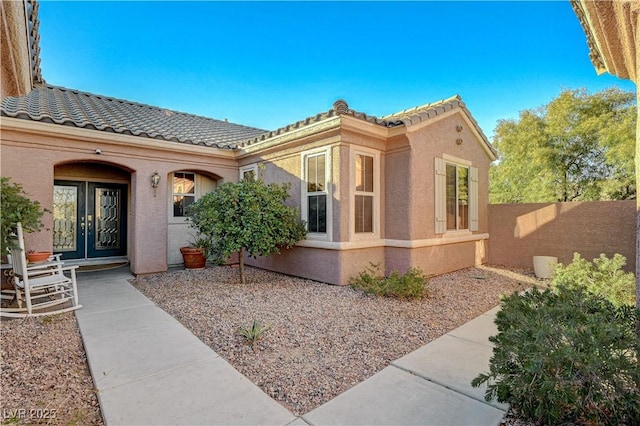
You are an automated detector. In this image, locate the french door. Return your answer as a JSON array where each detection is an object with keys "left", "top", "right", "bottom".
[{"left": 53, "top": 181, "right": 128, "bottom": 260}]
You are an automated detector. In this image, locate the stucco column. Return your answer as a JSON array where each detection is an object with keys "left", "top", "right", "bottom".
[
  {"left": 129, "top": 169, "right": 169, "bottom": 274},
  {"left": 636, "top": 30, "right": 640, "bottom": 309}
]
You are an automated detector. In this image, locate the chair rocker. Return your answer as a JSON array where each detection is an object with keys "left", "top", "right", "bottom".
[{"left": 0, "top": 222, "right": 82, "bottom": 318}]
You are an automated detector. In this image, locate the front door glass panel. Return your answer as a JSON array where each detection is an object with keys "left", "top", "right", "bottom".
[
  {"left": 95, "top": 187, "right": 121, "bottom": 250},
  {"left": 53, "top": 185, "right": 78, "bottom": 251}
]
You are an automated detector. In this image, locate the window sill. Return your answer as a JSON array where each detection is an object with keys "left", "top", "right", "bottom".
[{"left": 443, "top": 230, "right": 472, "bottom": 238}]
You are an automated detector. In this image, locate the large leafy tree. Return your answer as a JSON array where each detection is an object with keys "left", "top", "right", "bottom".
[
  {"left": 187, "top": 177, "right": 307, "bottom": 284},
  {"left": 490, "top": 88, "right": 636, "bottom": 203}
]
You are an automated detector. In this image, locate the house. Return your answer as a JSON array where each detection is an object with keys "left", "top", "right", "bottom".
[{"left": 1, "top": 0, "right": 496, "bottom": 285}]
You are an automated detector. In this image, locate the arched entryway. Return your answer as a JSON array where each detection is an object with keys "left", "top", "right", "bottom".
[{"left": 53, "top": 162, "right": 131, "bottom": 262}]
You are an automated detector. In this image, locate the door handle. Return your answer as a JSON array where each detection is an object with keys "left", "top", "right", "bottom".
[{"left": 87, "top": 214, "right": 93, "bottom": 233}]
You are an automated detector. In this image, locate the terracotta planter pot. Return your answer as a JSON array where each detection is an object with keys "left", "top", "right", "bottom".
[
  {"left": 180, "top": 247, "right": 206, "bottom": 269},
  {"left": 27, "top": 251, "right": 52, "bottom": 263}
]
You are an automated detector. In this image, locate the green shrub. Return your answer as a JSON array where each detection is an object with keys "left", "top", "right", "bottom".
[
  {"left": 472, "top": 286, "right": 640, "bottom": 425},
  {"left": 349, "top": 263, "right": 428, "bottom": 299},
  {"left": 553, "top": 252, "right": 635, "bottom": 306},
  {"left": 1, "top": 177, "right": 48, "bottom": 254},
  {"left": 238, "top": 319, "right": 271, "bottom": 350}
]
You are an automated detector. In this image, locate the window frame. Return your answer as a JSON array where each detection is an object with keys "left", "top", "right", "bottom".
[
  {"left": 435, "top": 155, "right": 478, "bottom": 234},
  {"left": 171, "top": 171, "right": 196, "bottom": 220},
  {"left": 301, "top": 147, "right": 332, "bottom": 241},
  {"left": 350, "top": 146, "right": 380, "bottom": 240},
  {"left": 239, "top": 164, "right": 258, "bottom": 181},
  {"left": 446, "top": 163, "right": 470, "bottom": 231}
]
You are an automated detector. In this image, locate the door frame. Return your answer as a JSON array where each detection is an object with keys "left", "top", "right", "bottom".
[{"left": 53, "top": 180, "right": 128, "bottom": 261}]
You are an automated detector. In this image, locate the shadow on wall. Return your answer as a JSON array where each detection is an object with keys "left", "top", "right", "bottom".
[{"left": 488, "top": 201, "right": 636, "bottom": 272}]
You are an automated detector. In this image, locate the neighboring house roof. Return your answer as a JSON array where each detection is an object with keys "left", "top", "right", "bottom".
[{"left": 0, "top": 85, "right": 267, "bottom": 149}]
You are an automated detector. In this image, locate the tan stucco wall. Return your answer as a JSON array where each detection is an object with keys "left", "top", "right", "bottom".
[
  {"left": 1, "top": 118, "right": 238, "bottom": 274},
  {"left": 488, "top": 201, "right": 636, "bottom": 272},
  {"left": 405, "top": 111, "right": 493, "bottom": 241},
  {"left": 246, "top": 245, "right": 386, "bottom": 285},
  {"left": 386, "top": 239, "right": 486, "bottom": 277},
  {"left": 384, "top": 142, "right": 412, "bottom": 240},
  {"left": 1, "top": 0, "right": 31, "bottom": 98}
]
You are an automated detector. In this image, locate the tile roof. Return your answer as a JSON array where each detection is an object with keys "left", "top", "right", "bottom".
[
  {"left": 1, "top": 85, "right": 267, "bottom": 149},
  {"left": 239, "top": 96, "right": 493, "bottom": 152},
  {"left": 238, "top": 100, "right": 407, "bottom": 148},
  {"left": 26, "top": 0, "right": 44, "bottom": 86},
  {"left": 1, "top": 82, "right": 492, "bottom": 155},
  {"left": 384, "top": 95, "right": 494, "bottom": 152}
]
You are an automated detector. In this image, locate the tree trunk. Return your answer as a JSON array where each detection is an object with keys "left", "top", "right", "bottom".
[{"left": 238, "top": 247, "right": 246, "bottom": 285}]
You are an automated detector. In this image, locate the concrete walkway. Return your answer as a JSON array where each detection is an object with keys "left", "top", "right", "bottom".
[{"left": 75, "top": 267, "right": 507, "bottom": 426}]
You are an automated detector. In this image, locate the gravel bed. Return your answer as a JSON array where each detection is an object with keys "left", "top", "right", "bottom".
[
  {"left": 131, "top": 264, "right": 537, "bottom": 416},
  {"left": 0, "top": 314, "right": 103, "bottom": 425}
]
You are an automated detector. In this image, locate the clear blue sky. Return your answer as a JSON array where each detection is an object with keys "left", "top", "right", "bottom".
[{"left": 37, "top": 1, "right": 635, "bottom": 137}]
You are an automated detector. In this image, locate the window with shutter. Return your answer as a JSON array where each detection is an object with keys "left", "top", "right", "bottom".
[{"left": 435, "top": 158, "right": 478, "bottom": 233}]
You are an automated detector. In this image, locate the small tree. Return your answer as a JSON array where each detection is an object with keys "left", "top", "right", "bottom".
[
  {"left": 1, "top": 177, "right": 48, "bottom": 254},
  {"left": 187, "top": 177, "right": 306, "bottom": 284}
]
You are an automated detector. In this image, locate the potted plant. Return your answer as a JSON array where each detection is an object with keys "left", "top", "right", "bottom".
[
  {"left": 179, "top": 234, "right": 210, "bottom": 269},
  {"left": 26, "top": 250, "right": 53, "bottom": 263},
  {"left": 1, "top": 177, "right": 48, "bottom": 255}
]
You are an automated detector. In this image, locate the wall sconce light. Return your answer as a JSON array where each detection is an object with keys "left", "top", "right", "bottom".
[
  {"left": 456, "top": 138, "right": 463, "bottom": 145},
  {"left": 456, "top": 125, "right": 463, "bottom": 132},
  {"left": 151, "top": 171, "right": 160, "bottom": 196}
]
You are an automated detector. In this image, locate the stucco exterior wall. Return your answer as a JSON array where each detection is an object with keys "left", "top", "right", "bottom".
[
  {"left": 405, "top": 111, "right": 493, "bottom": 241},
  {"left": 385, "top": 143, "right": 411, "bottom": 240},
  {"left": 488, "top": 201, "right": 636, "bottom": 272},
  {"left": 386, "top": 239, "right": 486, "bottom": 277},
  {"left": 246, "top": 245, "right": 386, "bottom": 285},
  {"left": 1, "top": 119, "right": 238, "bottom": 274}
]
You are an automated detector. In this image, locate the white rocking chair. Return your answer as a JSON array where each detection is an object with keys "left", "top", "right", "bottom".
[{"left": 0, "top": 222, "right": 81, "bottom": 318}]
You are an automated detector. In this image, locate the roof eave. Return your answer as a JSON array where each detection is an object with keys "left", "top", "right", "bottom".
[
  {"left": 0, "top": 116, "right": 237, "bottom": 159},
  {"left": 571, "top": 0, "right": 639, "bottom": 82}
]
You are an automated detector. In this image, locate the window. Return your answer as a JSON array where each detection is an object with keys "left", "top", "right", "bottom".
[
  {"left": 239, "top": 164, "right": 258, "bottom": 181},
  {"left": 173, "top": 172, "right": 195, "bottom": 217},
  {"left": 304, "top": 152, "right": 328, "bottom": 234},
  {"left": 446, "top": 164, "right": 469, "bottom": 230},
  {"left": 435, "top": 157, "right": 478, "bottom": 233},
  {"left": 355, "top": 153, "right": 374, "bottom": 233}
]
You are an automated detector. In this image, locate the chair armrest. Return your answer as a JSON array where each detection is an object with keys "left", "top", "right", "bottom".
[
  {"left": 58, "top": 265, "right": 79, "bottom": 272},
  {"left": 26, "top": 261, "right": 65, "bottom": 271}
]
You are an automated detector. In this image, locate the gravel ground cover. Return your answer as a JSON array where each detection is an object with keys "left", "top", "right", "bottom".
[
  {"left": 0, "top": 314, "right": 103, "bottom": 425},
  {"left": 131, "top": 264, "right": 537, "bottom": 416}
]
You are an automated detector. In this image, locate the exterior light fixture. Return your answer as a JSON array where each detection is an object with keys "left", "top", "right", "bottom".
[
  {"left": 151, "top": 171, "right": 160, "bottom": 196},
  {"left": 456, "top": 125, "right": 463, "bottom": 132},
  {"left": 456, "top": 138, "right": 463, "bottom": 145}
]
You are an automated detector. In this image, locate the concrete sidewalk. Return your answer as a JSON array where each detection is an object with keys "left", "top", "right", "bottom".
[{"left": 75, "top": 267, "right": 506, "bottom": 425}]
